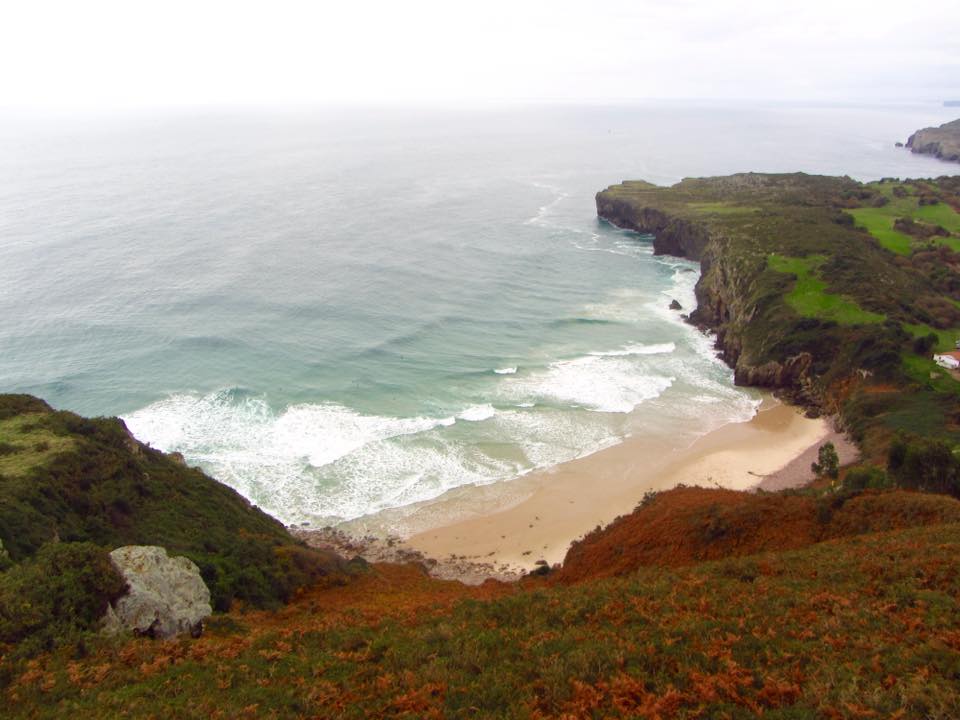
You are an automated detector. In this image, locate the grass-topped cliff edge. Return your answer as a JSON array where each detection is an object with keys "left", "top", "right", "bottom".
[
  {"left": 0, "top": 394, "right": 359, "bottom": 661},
  {"left": 597, "top": 173, "right": 960, "bottom": 460}
]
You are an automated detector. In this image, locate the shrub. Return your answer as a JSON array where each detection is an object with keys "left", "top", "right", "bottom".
[
  {"left": 812, "top": 442, "right": 840, "bottom": 479},
  {"left": 841, "top": 466, "right": 891, "bottom": 492},
  {"left": 912, "top": 332, "right": 939, "bottom": 355},
  {"left": 0, "top": 542, "right": 127, "bottom": 659},
  {"left": 888, "top": 435, "right": 960, "bottom": 498}
]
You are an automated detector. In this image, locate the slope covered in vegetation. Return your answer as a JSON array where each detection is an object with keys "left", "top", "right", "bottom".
[
  {"left": 6, "top": 518, "right": 960, "bottom": 719},
  {"left": 596, "top": 174, "right": 960, "bottom": 457},
  {"left": 0, "top": 394, "right": 356, "bottom": 618},
  {"left": 557, "top": 485, "right": 960, "bottom": 583}
]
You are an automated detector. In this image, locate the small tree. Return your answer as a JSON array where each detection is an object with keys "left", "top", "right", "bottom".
[{"left": 812, "top": 442, "right": 840, "bottom": 479}]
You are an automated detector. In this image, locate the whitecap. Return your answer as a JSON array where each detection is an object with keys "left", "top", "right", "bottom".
[
  {"left": 589, "top": 342, "right": 676, "bottom": 357},
  {"left": 457, "top": 404, "right": 496, "bottom": 422},
  {"left": 123, "top": 389, "right": 455, "bottom": 473},
  {"left": 494, "top": 366, "right": 517, "bottom": 374},
  {"left": 498, "top": 354, "right": 674, "bottom": 414}
]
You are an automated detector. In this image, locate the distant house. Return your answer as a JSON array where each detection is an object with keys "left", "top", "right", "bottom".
[{"left": 934, "top": 351, "right": 960, "bottom": 369}]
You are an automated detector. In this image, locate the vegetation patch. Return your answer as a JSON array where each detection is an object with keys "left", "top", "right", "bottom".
[
  {"left": 848, "top": 180, "right": 960, "bottom": 254},
  {"left": 848, "top": 206, "right": 914, "bottom": 254},
  {"left": 0, "top": 395, "right": 357, "bottom": 618},
  {"left": 6, "top": 522, "right": 960, "bottom": 719},
  {"left": 597, "top": 173, "right": 960, "bottom": 448},
  {"left": 0, "top": 415, "right": 74, "bottom": 479},
  {"left": 768, "top": 254, "right": 885, "bottom": 325}
]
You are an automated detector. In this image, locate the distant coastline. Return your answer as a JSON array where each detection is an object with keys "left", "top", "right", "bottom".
[{"left": 904, "top": 117, "right": 960, "bottom": 163}]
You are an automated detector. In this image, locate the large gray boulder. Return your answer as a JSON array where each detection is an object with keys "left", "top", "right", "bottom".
[{"left": 102, "top": 545, "right": 212, "bottom": 639}]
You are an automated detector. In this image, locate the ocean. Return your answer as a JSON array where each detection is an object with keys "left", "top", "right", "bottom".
[{"left": 1, "top": 101, "right": 955, "bottom": 527}]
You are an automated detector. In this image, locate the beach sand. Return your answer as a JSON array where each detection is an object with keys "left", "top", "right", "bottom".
[{"left": 325, "top": 396, "right": 858, "bottom": 581}]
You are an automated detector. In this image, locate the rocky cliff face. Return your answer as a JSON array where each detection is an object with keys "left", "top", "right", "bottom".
[
  {"left": 596, "top": 190, "right": 818, "bottom": 404},
  {"left": 595, "top": 194, "right": 711, "bottom": 260},
  {"left": 905, "top": 118, "right": 960, "bottom": 163}
]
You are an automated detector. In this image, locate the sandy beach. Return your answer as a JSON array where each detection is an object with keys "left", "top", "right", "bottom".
[{"left": 319, "top": 396, "right": 858, "bottom": 581}]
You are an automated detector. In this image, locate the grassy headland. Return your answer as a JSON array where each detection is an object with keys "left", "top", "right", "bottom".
[{"left": 596, "top": 173, "right": 960, "bottom": 459}]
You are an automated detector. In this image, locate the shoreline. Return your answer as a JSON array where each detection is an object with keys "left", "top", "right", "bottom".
[{"left": 296, "top": 394, "right": 858, "bottom": 583}]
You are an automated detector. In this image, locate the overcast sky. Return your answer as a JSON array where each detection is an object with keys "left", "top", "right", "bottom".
[{"left": 2, "top": 0, "right": 957, "bottom": 109}]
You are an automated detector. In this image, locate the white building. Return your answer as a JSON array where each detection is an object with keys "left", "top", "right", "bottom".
[{"left": 934, "top": 352, "right": 960, "bottom": 370}]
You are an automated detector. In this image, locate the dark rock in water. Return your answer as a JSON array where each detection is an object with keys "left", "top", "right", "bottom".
[
  {"left": 895, "top": 142, "right": 904, "bottom": 148},
  {"left": 669, "top": 299, "right": 682, "bottom": 310}
]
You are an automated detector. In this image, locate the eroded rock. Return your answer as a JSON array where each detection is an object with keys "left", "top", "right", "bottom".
[{"left": 103, "top": 545, "right": 211, "bottom": 639}]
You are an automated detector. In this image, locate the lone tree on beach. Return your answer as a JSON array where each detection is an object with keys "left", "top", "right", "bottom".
[{"left": 812, "top": 442, "right": 840, "bottom": 479}]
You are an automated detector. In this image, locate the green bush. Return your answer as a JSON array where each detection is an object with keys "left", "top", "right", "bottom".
[
  {"left": 913, "top": 332, "right": 939, "bottom": 355},
  {"left": 0, "top": 542, "right": 127, "bottom": 658},
  {"left": 812, "top": 442, "right": 840, "bottom": 479},
  {"left": 888, "top": 435, "right": 960, "bottom": 498},
  {"left": 841, "top": 466, "right": 891, "bottom": 492}
]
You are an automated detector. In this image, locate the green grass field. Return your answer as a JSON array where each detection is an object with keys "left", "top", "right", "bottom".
[
  {"left": 848, "top": 207, "right": 913, "bottom": 254},
  {"left": 849, "top": 183, "right": 960, "bottom": 254},
  {"left": 903, "top": 323, "right": 960, "bottom": 353},
  {"left": 0, "top": 414, "right": 74, "bottom": 479},
  {"left": 768, "top": 254, "right": 885, "bottom": 325}
]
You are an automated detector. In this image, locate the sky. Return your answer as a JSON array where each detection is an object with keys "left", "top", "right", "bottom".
[{"left": 1, "top": 0, "right": 958, "bottom": 109}]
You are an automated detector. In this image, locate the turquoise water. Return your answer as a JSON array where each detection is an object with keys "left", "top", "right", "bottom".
[{"left": 0, "top": 103, "right": 955, "bottom": 525}]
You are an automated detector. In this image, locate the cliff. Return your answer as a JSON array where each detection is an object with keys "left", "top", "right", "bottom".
[
  {"left": 906, "top": 118, "right": 960, "bottom": 163},
  {"left": 597, "top": 173, "right": 960, "bottom": 450},
  {"left": 0, "top": 394, "right": 356, "bottom": 614}
]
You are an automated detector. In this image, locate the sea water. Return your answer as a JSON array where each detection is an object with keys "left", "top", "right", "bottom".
[{"left": 0, "top": 102, "right": 955, "bottom": 526}]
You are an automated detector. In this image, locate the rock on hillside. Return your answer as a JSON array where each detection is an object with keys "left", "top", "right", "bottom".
[
  {"left": 102, "top": 545, "right": 212, "bottom": 639},
  {"left": 906, "top": 118, "right": 960, "bottom": 163},
  {"left": 0, "top": 393, "right": 357, "bottom": 611}
]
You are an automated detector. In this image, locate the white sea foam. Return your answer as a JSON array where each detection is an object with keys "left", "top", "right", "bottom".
[
  {"left": 458, "top": 404, "right": 496, "bottom": 422},
  {"left": 122, "top": 389, "right": 624, "bottom": 525},
  {"left": 589, "top": 342, "right": 675, "bottom": 357},
  {"left": 124, "top": 390, "right": 449, "bottom": 470},
  {"left": 525, "top": 182, "right": 568, "bottom": 226},
  {"left": 494, "top": 366, "right": 517, "bottom": 374},
  {"left": 498, "top": 354, "right": 674, "bottom": 414}
]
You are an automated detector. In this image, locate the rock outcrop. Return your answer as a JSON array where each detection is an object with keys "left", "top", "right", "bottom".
[
  {"left": 103, "top": 545, "right": 212, "bottom": 639},
  {"left": 905, "top": 118, "right": 960, "bottom": 163},
  {"left": 595, "top": 193, "right": 712, "bottom": 260}
]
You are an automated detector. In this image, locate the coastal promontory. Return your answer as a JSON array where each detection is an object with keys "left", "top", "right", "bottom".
[
  {"left": 597, "top": 172, "right": 960, "bottom": 455},
  {"left": 905, "top": 117, "right": 960, "bottom": 162}
]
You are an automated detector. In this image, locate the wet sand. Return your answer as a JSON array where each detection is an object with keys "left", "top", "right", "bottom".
[{"left": 333, "top": 396, "right": 857, "bottom": 579}]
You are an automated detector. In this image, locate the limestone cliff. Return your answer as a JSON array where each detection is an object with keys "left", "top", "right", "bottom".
[
  {"left": 596, "top": 179, "right": 821, "bottom": 404},
  {"left": 595, "top": 173, "right": 960, "bottom": 419},
  {"left": 905, "top": 118, "right": 960, "bottom": 163}
]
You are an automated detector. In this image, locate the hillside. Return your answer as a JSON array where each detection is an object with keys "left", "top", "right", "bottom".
[
  {"left": 0, "top": 394, "right": 356, "bottom": 616},
  {"left": 4, "top": 391, "right": 960, "bottom": 716},
  {"left": 596, "top": 173, "right": 960, "bottom": 458},
  {"left": 557, "top": 485, "right": 960, "bottom": 583},
  {"left": 906, "top": 118, "right": 960, "bottom": 163},
  {"left": 6, "top": 516, "right": 960, "bottom": 718}
]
